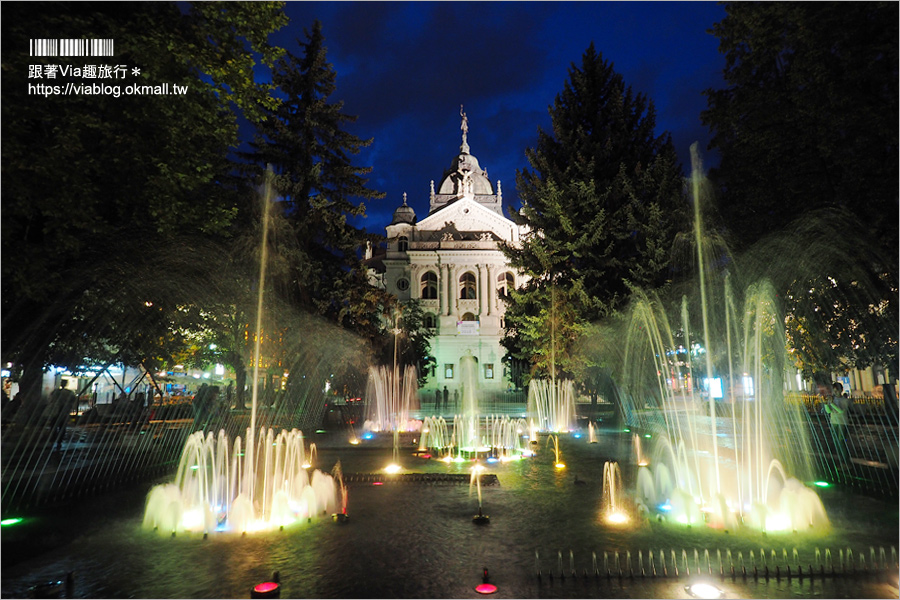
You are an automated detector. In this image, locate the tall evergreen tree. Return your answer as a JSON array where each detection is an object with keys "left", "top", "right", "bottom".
[
  {"left": 502, "top": 43, "right": 689, "bottom": 382},
  {"left": 247, "top": 21, "right": 387, "bottom": 330},
  {"left": 702, "top": 2, "right": 898, "bottom": 376}
]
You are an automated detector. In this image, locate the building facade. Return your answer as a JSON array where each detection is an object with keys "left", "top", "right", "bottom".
[{"left": 372, "top": 111, "right": 527, "bottom": 397}]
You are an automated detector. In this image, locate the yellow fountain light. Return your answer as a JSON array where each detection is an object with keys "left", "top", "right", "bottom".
[
  {"left": 349, "top": 438, "right": 360, "bottom": 445},
  {"left": 686, "top": 582, "right": 724, "bottom": 599},
  {"left": 384, "top": 463, "right": 402, "bottom": 474},
  {"left": 637, "top": 460, "right": 649, "bottom": 467},
  {"left": 301, "top": 462, "right": 311, "bottom": 469},
  {"left": 605, "top": 511, "right": 629, "bottom": 525},
  {"left": 555, "top": 463, "right": 566, "bottom": 469}
]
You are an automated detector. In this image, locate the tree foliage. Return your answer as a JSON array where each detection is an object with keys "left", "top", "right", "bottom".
[
  {"left": 1, "top": 2, "right": 287, "bottom": 395},
  {"left": 245, "top": 21, "right": 392, "bottom": 342},
  {"left": 502, "top": 44, "right": 690, "bottom": 383},
  {"left": 702, "top": 2, "right": 898, "bottom": 375}
]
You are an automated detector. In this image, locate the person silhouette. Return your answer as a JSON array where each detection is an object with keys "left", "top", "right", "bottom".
[{"left": 48, "top": 379, "right": 77, "bottom": 451}]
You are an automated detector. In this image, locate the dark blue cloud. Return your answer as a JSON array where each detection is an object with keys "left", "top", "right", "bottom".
[{"left": 274, "top": 1, "right": 727, "bottom": 234}]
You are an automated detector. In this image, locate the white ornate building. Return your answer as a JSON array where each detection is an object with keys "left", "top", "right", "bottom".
[{"left": 368, "top": 110, "right": 527, "bottom": 397}]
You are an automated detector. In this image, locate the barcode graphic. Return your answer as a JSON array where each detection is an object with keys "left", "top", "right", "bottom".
[{"left": 30, "top": 39, "right": 114, "bottom": 57}]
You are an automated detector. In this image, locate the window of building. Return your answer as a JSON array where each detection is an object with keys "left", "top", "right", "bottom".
[
  {"left": 425, "top": 314, "right": 436, "bottom": 329},
  {"left": 398, "top": 236, "right": 409, "bottom": 252},
  {"left": 445, "top": 364, "right": 454, "bottom": 379},
  {"left": 497, "top": 271, "right": 515, "bottom": 298},
  {"left": 461, "top": 312, "right": 477, "bottom": 321},
  {"left": 459, "top": 272, "right": 477, "bottom": 299},
  {"left": 484, "top": 363, "right": 494, "bottom": 379},
  {"left": 421, "top": 271, "right": 438, "bottom": 299},
  {"left": 396, "top": 278, "right": 409, "bottom": 292}
]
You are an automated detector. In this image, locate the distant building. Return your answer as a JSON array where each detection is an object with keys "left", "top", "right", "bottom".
[{"left": 366, "top": 109, "right": 528, "bottom": 396}]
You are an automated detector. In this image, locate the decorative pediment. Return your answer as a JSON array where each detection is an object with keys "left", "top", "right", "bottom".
[{"left": 416, "top": 197, "right": 517, "bottom": 241}]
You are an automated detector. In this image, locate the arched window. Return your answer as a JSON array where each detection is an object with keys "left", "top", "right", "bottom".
[
  {"left": 459, "top": 272, "right": 477, "bottom": 299},
  {"left": 424, "top": 314, "right": 437, "bottom": 329},
  {"left": 461, "top": 312, "right": 477, "bottom": 322},
  {"left": 421, "top": 271, "right": 438, "bottom": 299},
  {"left": 497, "top": 271, "right": 515, "bottom": 298},
  {"left": 398, "top": 236, "right": 409, "bottom": 252}
]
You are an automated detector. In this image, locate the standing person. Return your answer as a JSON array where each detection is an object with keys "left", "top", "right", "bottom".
[
  {"left": 48, "top": 379, "right": 77, "bottom": 452},
  {"left": 824, "top": 381, "right": 851, "bottom": 459},
  {"left": 442, "top": 386, "right": 449, "bottom": 413},
  {"left": 453, "top": 388, "right": 460, "bottom": 411},
  {"left": 434, "top": 388, "right": 441, "bottom": 412}
]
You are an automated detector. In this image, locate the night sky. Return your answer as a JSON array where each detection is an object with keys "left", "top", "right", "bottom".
[{"left": 271, "top": 2, "right": 728, "bottom": 234}]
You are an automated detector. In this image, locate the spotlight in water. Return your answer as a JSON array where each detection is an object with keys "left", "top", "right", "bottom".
[
  {"left": 573, "top": 433, "right": 582, "bottom": 439},
  {"left": 813, "top": 480, "right": 831, "bottom": 488},
  {"left": 555, "top": 463, "right": 566, "bottom": 469},
  {"left": 475, "top": 583, "right": 497, "bottom": 594},
  {"left": 0, "top": 518, "right": 23, "bottom": 526},
  {"left": 349, "top": 438, "right": 359, "bottom": 445},
  {"left": 251, "top": 581, "right": 281, "bottom": 599},
  {"left": 384, "top": 464, "right": 401, "bottom": 474},
  {"left": 605, "top": 512, "right": 629, "bottom": 525},
  {"left": 372, "top": 481, "right": 384, "bottom": 486},
  {"left": 637, "top": 460, "right": 649, "bottom": 467},
  {"left": 685, "top": 582, "right": 724, "bottom": 599},
  {"left": 362, "top": 432, "right": 374, "bottom": 440}
]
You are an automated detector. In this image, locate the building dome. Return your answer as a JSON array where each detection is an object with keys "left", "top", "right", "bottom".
[
  {"left": 437, "top": 152, "right": 494, "bottom": 196},
  {"left": 391, "top": 193, "right": 416, "bottom": 225}
]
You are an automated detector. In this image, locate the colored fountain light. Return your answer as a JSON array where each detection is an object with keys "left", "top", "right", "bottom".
[
  {"left": 251, "top": 581, "right": 281, "bottom": 599},
  {"left": 475, "top": 583, "right": 497, "bottom": 594},
  {"left": 685, "top": 582, "right": 724, "bottom": 599},
  {"left": 0, "top": 517, "right": 23, "bottom": 526},
  {"left": 383, "top": 464, "right": 402, "bottom": 474}
]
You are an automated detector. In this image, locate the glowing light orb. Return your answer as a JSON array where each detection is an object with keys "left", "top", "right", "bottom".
[
  {"left": 384, "top": 464, "right": 402, "bottom": 474},
  {"left": 372, "top": 481, "right": 384, "bottom": 486},
  {"left": 637, "top": 460, "right": 649, "bottom": 467},
  {"left": 606, "top": 512, "right": 629, "bottom": 525},
  {"left": 349, "top": 439, "right": 360, "bottom": 445},
  {"left": 555, "top": 463, "right": 566, "bottom": 469},
  {"left": 686, "top": 582, "right": 723, "bottom": 599},
  {"left": 251, "top": 581, "right": 281, "bottom": 599},
  {"left": 475, "top": 583, "right": 498, "bottom": 594},
  {"left": 362, "top": 433, "right": 374, "bottom": 440},
  {"left": 0, "top": 518, "right": 23, "bottom": 526},
  {"left": 813, "top": 480, "right": 831, "bottom": 488}
]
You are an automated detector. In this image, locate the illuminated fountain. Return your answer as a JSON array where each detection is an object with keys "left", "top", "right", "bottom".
[
  {"left": 143, "top": 428, "right": 336, "bottom": 534},
  {"left": 548, "top": 434, "right": 565, "bottom": 469},
  {"left": 601, "top": 461, "right": 630, "bottom": 525},
  {"left": 142, "top": 173, "right": 338, "bottom": 535},
  {"left": 362, "top": 364, "right": 421, "bottom": 433},
  {"left": 470, "top": 462, "right": 489, "bottom": 523},
  {"left": 617, "top": 146, "right": 828, "bottom": 533},
  {"left": 418, "top": 355, "right": 532, "bottom": 462},
  {"left": 527, "top": 378, "right": 575, "bottom": 433}
]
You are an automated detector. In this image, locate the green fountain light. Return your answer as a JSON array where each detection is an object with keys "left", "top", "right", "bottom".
[
  {"left": 1, "top": 517, "right": 23, "bottom": 526},
  {"left": 813, "top": 480, "right": 831, "bottom": 488}
]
